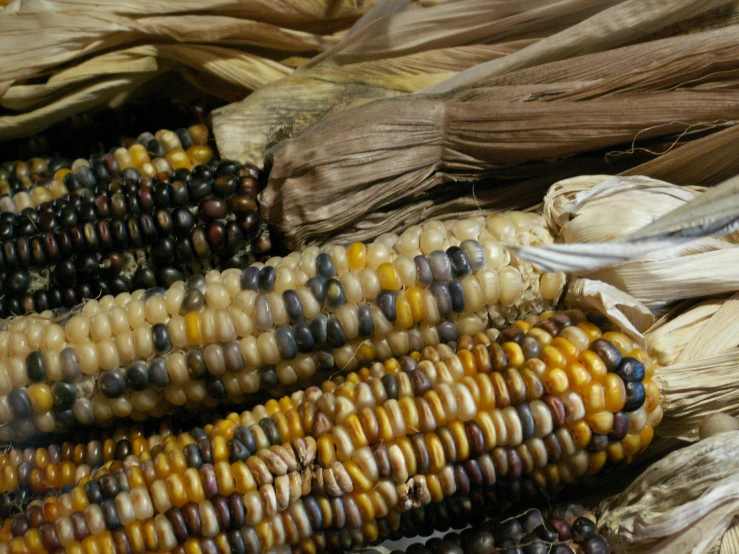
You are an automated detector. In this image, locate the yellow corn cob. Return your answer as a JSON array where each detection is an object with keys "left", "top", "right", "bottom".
[{"left": 0, "top": 310, "right": 660, "bottom": 554}]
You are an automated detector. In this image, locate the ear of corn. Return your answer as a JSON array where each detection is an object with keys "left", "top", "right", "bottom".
[
  {"left": 0, "top": 149, "right": 269, "bottom": 317},
  {"left": 0, "top": 310, "right": 659, "bottom": 554},
  {"left": 0, "top": 212, "right": 564, "bottom": 441}
]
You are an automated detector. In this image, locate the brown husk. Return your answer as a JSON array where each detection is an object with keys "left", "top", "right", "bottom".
[
  {"left": 260, "top": 18, "right": 739, "bottom": 248},
  {"left": 262, "top": 89, "right": 739, "bottom": 248},
  {"left": 213, "top": 0, "right": 615, "bottom": 163}
]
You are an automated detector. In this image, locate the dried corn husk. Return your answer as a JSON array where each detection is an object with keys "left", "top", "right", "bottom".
[
  {"left": 598, "top": 431, "right": 739, "bottom": 554},
  {"left": 424, "top": 0, "right": 736, "bottom": 93},
  {"left": 0, "top": 0, "right": 384, "bottom": 140},
  {"left": 646, "top": 299, "right": 725, "bottom": 366},
  {"left": 564, "top": 278, "right": 654, "bottom": 346},
  {"left": 511, "top": 175, "right": 739, "bottom": 307},
  {"left": 261, "top": 10, "right": 739, "bottom": 247},
  {"left": 263, "top": 90, "right": 739, "bottom": 248},
  {"left": 213, "top": 0, "right": 618, "bottom": 163}
]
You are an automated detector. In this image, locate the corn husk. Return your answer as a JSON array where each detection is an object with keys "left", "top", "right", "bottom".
[
  {"left": 646, "top": 299, "right": 726, "bottom": 366},
  {"left": 511, "top": 175, "right": 739, "bottom": 308},
  {"left": 263, "top": 89, "right": 739, "bottom": 249},
  {"left": 260, "top": 9, "right": 739, "bottom": 248},
  {"left": 544, "top": 176, "right": 739, "bottom": 305},
  {"left": 213, "top": 0, "right": 618, "bottom": 163},
  {"left": 598, "top": 432, "right": 739, "bottom": 554},
  {"left": 0, "top": 0, "right": 382, "bottom": 140}
]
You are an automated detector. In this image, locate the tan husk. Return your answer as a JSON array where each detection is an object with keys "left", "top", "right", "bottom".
[
  {"left": 213, "top": 0, "right": 612, "bottom": 163},
  {"left": 260, "top": 16, "right": 739, "bottom": 247},
  {"left": 213, "top": 43, "right": 524, "bottom": 164},
  {"left": 423, "top": 0, "right": 737, "bottom": 93},
  {"left": 598, "top": 432, "right": 739, "bottom": 554},
  {"left": 0, "top": 0, "right": 380, "bottom": 139},
  {"left": 262, "top": 90, "right": 739, "bottom": 249},
  {"left": 514, "top": 175, "right": 739, "bottom": 307},
  {"left": 621, "top": 123, "right": 739, "bottom": 188},
  {"left": 646, "top": 298, "right": 725, "bottom": 366}
]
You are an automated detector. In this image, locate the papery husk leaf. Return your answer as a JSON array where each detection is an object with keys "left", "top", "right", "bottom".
[
  {"left": 214, "top": 0, "right": 613, "bottom": 164},
  {"left": 599, "top": 432, "right": 739, "bottom": 553},
  {"left": 263, "top": 90, "right": 739, "bottom": 249},
  {"left": 671, "top": 292, "right": 739, "bottom": 363},
  {"left": 585, "top": 248, "right": 739, "bottom": 307},
  {"left": 542, "top": 175, "right": 704, "bottom": 241},
  {"left": 328, "top": 0, "right": 622, "bottom": 64},
  {"left": 511, "top": 172, "right": 739, "bottom": 282},
  {"left": 0, "top": 75, "right": 155, "bottom": 139},
  {"left": 623, "top": 123, "right": 739, "bottom": 188},
  {"left": 564, "top": 278, "right": 653, "bottom": 348},
  {"left": 646, "top": 298, "right": 725, "bottom": 366},
  {"left": 213, "top": 43, "right": 525, "bottom": 163},
  {"left": 0, "top": 43, "right": 293, "bottom": 138},
  {"left": 628, "top": 174, "right": 739, "bottom": 241},
  {"left": 425, "top": 0, "right": 736, "bottom": 93},
  {"left": 720, "top": 520, "right": 739, "bottom": 554},
  {"left": 131, "top": 15, "right": 339, "bottom": 50},
  {"left": 656, "top": 349, "right": 739, "bottom": 441},
  {"left": 0, "top": 48, "right": 160, "bottom": 111},
  {"left": 507, "top": 240, "right": 682, "bottom": 273}
]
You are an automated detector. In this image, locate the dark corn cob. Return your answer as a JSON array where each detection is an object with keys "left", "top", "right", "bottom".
[
  {"left": 0, "top": 160, "right": 267, "bottom": 317},
  {"left": 0, "top": 312, "right": 658, "bottom": 554},
  {"left": 328, "top": 500, "right": 609, "bottom": 554},
  {"left": 0, "top": 212, "right": 565, "bottom": 439},
  {"left": 0, "top": 125, "right": 215, "bottom": 214}
]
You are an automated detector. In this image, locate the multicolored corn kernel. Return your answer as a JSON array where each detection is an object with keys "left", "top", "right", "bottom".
[
  {"left": 0, "top": 313, "right": 655, "bottom": 554},
  {"left": 0, "top": 212, "right": 565, "bottom": 439},
  {"left": 0, "top": 158, "right": 268, "bottom": 317}
]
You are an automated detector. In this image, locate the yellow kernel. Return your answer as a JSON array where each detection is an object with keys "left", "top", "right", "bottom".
[
  {"left": 542, "top": 345, "right": 566, "bottom": 369},
  {"left": 184, "top": 312, "right": 202, "bottom": 345},
  {"left": 579, "top": 350, "right": 607, "bottom": 382},
  {"left": 347, "top": 243, "right": 367, "bottom": 270},
  {"left": 395, "top": 294, "right": 413, "bottom": 330},
  {"left": 602, "top": 331, "right": 634, "bottom": 356},
  {"left": 577, "top": 322, "right": 602, "bottom": 343},
  {"left": 639, "top": 425, "right": 655, "bottom": 453},
  {"left": 604, "top": 373, "right": 627, "bottom": 412},
  {"left": 344, "top": 460, "right": 373, "bottom": 492},
  {"left": 165, "top": 474, "right": 187, "bottom": 507},
  {"left": 565, "top": 362, "right": 591, "bottom": 395},
  {"left": 582, "top": 382, "right": 606, "bottom": 412},
  {"left": 187, "top": 145, "right": 214, "bottom": 166},
  {"left": 317, "top": 435, "right": 336, "bottom": 466},
  {"left": 27, "top": 383, "right": 53, "bottom": 413},
  {"left": 377, "top": 262, "right": 402, "bottom": 291},
  {"left": 502, "top": 342, "right": 524, "bottom": 368},
  {"left": 551, "top": 337, "right": 579, "bottom": 363},
  {"left": 585, "top": 411, "right": 614, "bottom": 435},
  {"left": 569, "top": 420, "right": 592, "bottom": 450},
  {"left": 542, "top": 368, "right": 568, "bottom": 395},
  {"left": 622, "top": 433, "right": 642, "bottom": 457},
  {"left": 129, "top": 144, "right": 150, "bottom": 167},
  {"left": 587, "top": 451, "right": 607, "bottom": 475},
  {"left": 607, "top": 441, "right": 625, "bottom": 463},
  {"left": 405, "top": 286, "right": 425, "bottom": 322},
  {"left": 165, "top": 147, "right": 192, "bottom": 170},
  {"left": 645, "top": 380, "right": 661, "bottom": 412}
]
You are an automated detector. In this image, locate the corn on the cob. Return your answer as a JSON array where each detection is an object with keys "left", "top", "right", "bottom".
[
  {"left": 0, "top": 212, "right": 564, "bottom": 440},
  {"left": 318, "top": 500, "right": 607, "bottom": 554},
  {"left": 0, "top": 125, "right": 215, "bottom": 214},
  {"left": 0, "top": 160, "right": 266, "bottom": 317},
  {"left": 0, "top": 311, "right": 657, "bottom": 554}
]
